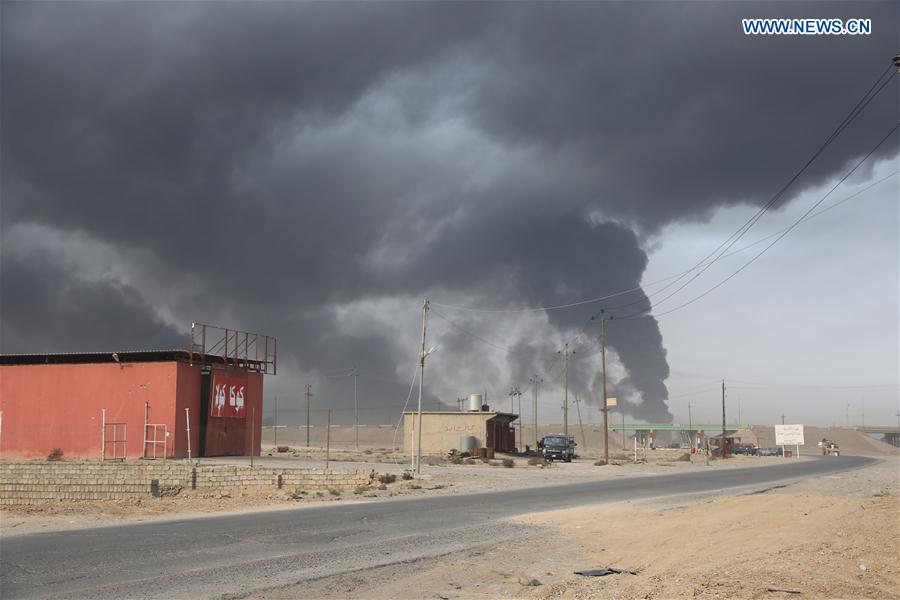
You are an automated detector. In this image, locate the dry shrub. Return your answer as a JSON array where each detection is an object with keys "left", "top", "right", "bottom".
[
  {"left": 378, "top": 473, "right": 397, "bottom": 484},
  {"left": 501, "top": 458, "right": 515, "bottom": 468},
  {"left": 47, "top": 448, "right": 64, "bottom": 461}
]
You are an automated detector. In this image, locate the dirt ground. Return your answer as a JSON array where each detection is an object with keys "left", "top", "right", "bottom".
[
  {"left": 2, "top": 426, "right": 895, "bottom": 538},
  {"left": 270, "top": 457, "right": 899, "bottom": 600}
]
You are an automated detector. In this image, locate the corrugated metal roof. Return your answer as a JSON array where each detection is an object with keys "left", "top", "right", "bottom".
[{"left": 0, "top": 350, "right": 193, "bottom": 366}]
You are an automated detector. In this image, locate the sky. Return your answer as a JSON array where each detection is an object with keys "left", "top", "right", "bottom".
[{"left": 2, "top": 1, "right": 898, "bottom": 428}]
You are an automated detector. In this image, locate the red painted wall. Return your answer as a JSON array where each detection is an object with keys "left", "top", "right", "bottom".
[
  {"left": 0, "top": 361, "right": 263, "bottom": 460},
  {"left": 0, "top": 362, "right": 181, "bottom": 460},
  {"left": 203, "top": 369, "right": 263, "bottom": 456}
]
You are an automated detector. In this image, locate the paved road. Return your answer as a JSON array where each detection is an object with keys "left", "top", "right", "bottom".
[{"left": 1, "top": 455, "right": 874, "bottom": 599}]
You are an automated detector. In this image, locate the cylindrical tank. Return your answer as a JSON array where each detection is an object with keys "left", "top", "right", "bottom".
[
  {"left": 467, "top": 394, "right": 483, "bottom": 412},
  {"left": 459, "top": 435, "right": 477, "bottom": 452}
]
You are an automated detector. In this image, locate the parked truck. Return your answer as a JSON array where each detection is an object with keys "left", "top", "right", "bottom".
[{"left": 538, "top": 434, "right": 577, "bottom": 462}]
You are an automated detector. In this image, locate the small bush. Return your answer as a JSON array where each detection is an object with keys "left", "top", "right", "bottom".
[
  {"left": 675, "top": 452, "right": 691, "bottom": 462},
  {"left": 401, "top": 471, "right": 414, "bottom": 480},
  {"left": 47, "top": 448, "right": 64, "bottom": 461},
  {"left": 594, "top": 460, "right": 607, "bottom": 466},
  {"left": 315, "top": 491, "right": 324, "bottom": 497},
  {"left": 377, "top": 484, "right": 387, "bottom": 490},
  {"left": 501, "top": 458, "right": 515, "bottom": 468},
  {"left": 363, "top": 449, "right": 373, "bottom": 455},
  {"left": 449, "top": 455, "right": 463, "bottom": 464},
  {"left": 378, "top": 473, "right": 397, "bottom": 484},
  {"left": 408, "top": 484, "right": 422, "bottom": 490},
  {"left": 328, "top": 488, "right": 341, "bottom": 496},
  {"left": 276, "top": 445, "right": 290, "bottom": 453},
  {"left": 353, "top": 485, "right": 368, "bottom": 495}
]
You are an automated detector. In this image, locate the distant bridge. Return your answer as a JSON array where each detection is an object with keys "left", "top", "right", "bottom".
[
  {"left": 854, "top": 426, "right": 900, "bottom": 447},
  {"left": 607, "top": 423, "right": 749, "bottom": 432}
]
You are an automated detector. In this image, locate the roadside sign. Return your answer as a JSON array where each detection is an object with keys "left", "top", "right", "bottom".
[
  {"left": 606, "top": 397, "right": 617, "bottom": 407},
  {"left": 775, "top": 424, "right": 804, "bottom": 446}
]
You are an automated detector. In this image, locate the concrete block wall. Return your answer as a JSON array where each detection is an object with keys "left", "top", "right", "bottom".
[{"left": 0, "top": 462, "right": 373, "bottom": 505}]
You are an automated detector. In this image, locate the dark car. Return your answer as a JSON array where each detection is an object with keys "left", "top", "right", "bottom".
[{"left": 732, "top": 443, "right": 757, "bottom": 456}]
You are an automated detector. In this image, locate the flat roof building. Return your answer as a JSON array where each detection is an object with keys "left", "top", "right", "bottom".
[{"left": 403, "top": 410, "right": 519, "bottom": 456}]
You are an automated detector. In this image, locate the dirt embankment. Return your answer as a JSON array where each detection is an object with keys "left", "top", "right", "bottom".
[{"left": 752, "top": 426, "right": 899, "bottom": 457}]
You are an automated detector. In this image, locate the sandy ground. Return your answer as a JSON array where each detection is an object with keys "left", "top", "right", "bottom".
[{"left": 260, "top": 457, "right": 900, "bottom": 600}]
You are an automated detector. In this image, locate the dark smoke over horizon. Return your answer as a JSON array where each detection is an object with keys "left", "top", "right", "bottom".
[{"left": 1, "top": 2, "right": 896, "bottom": 423}]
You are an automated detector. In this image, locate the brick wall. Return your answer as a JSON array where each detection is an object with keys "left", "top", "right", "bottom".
[{"left": 0, "top": 462, "right": 374, "bottom": 505}]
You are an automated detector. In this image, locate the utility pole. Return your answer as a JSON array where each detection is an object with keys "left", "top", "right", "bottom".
[
  {"left": 274, "top": 395, "right": 278, "bottom": 449},
  {"left": 738, "top": 395, "right": 741, "bottom": 426},
  {"left": 352, "top": 368, "right": 360, "bottom": 451},
  {"left": 846, "top": 402, "right": 850, "bottom": 427},
  {"left": 558, "top": 344, "right": 572, "bottom": 438},
  {"left": 688, "top": 401, "right": 693, "bottom": 449},
  {"left": 508, "top": 386, "right": 522, "bottom": 450},
  {"left": 862, "top": 397, "right": 865, "bottom": 428},
  {"left": 530, "top": 375, "right": 542, "bottom": 448},
  {"left": 721, "top": 379, "right": 727, "bottom": 456},
  {"left": 574, "top": 394, "right": 586, "bottom": 452},
  {"left": 781, "top": 413, "right": 785, "bottom": 425},
  {"left": 414, "top": 299, "right": 430, "bottom": 474},
  {"left": 305, "top": 384, "right": 312, "bottom": 448},
  {"left": 591, "top": 311, "right": 612, "bottom": 464}
]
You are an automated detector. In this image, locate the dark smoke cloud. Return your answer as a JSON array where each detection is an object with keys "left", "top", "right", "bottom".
[{"left": 1, "top": 1, "right": 896, "bottom": 422}]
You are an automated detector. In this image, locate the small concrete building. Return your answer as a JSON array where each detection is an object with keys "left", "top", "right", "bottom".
[{"left": 403, "top": 410, "right": 518, "bottom": 456}]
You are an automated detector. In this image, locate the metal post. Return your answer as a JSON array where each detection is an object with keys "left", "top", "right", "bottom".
[
  {"left": 101, "top": 408, "right": 107, "bottom": 461},
  {"left": 415, "top": 299, "right": 429, "bottom": 474},
  {"left": 353, "top": 369, "right": 359, "bottom": 451},
  {"left": 250, "top": 407, "right": 255, "bottom": 468},
  {"left": 274, "top": 395, "right": 278, "bottom": 449},
  {"left": 326, "top": 409, "right": 331, "bottom": 470},
  {"left": 143, "top": 401, "right": 149, "bottom": 459},
  {"left": 185, "top": 407, "right": 192, "bottom": 462},
  {"left": 305, "top": 384, "right": 312, "bottom": 448}
]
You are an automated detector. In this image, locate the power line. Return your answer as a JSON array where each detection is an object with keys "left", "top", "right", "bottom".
[
  {"left": 430, "top": 61, "right": 895, "bottom": 316},
  {"left": 620, "top": 122, "right": 900, "bottom": 320},
  {"left": 611, "top": 65, "right": 896, "bottom": 316}
]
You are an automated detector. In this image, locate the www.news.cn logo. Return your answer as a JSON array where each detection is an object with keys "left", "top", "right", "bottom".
[{"left": 742, "top": 18, "right": 871, "bottom": 35}]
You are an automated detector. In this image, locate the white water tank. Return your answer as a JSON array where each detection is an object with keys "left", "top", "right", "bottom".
[{"left": 467, "top": 394, "right": 483, "bottom": 412}]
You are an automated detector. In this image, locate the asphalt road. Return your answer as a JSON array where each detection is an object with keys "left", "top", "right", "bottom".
[{"left": 1, "top": 455, "right": 875, "bottom": 599}]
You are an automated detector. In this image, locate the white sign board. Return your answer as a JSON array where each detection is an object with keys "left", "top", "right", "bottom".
[
  {"left": 775, "top": 424, "right": 804, "bottom": 446},
  {"left": 606, "top": 397, "right": 617, "bottom": 407}
]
